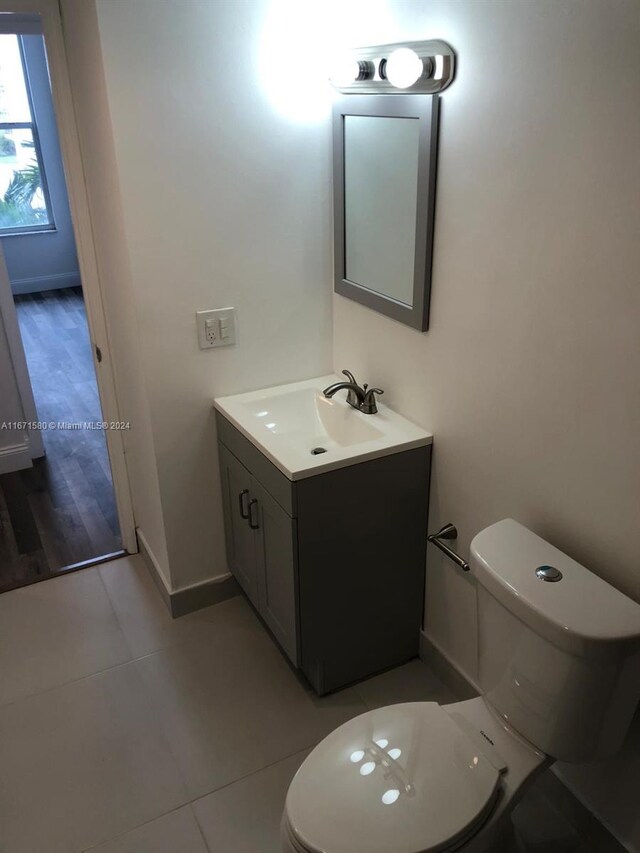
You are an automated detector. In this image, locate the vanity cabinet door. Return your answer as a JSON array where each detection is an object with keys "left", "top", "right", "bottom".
[
  {"left": 250, "top": 478, "right": 299, "bottom": 666},
  {"left": 219, "top": 445, "right": 259, "bottom": 607}
]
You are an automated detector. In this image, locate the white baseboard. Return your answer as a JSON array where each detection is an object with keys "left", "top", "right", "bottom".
[
  {"left": 137, "top": 527, "right": 238, "bottom": 618},
  {"left": 0, "top": 441, "right": 33, "bottom": 474},
  {"left": 11, "top": 271, "right": 81, "bottom": 295},
  {"left": 136, "top": 528, "right": 171, "bottom": 608},
  {"left": 419, "top": 629, "right": 481, "bottom": 699},
  {"left": 169, "top": 572, "right": 239, "bottom": 618}
]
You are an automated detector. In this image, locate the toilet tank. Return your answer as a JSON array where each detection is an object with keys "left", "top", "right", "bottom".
[{"left": 471, "top": 519, "right": 640, "bottom": 763}]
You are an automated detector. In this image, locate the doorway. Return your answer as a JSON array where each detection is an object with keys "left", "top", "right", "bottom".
[{"left": 0, "top": 21, "right": 124, "bottom": 592}]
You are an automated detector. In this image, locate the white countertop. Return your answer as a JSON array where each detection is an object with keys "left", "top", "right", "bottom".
[{"left": 214, "top": 375, "right": 433, "bottom": 481}]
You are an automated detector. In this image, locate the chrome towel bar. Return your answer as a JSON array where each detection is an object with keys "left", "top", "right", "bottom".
[{"left": 427, "top": 523, "right": 470, "bottom": 572}]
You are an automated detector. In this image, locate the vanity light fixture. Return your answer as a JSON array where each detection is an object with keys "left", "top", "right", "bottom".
[
  {"left": 330, "top": 57, "right": 375, "bottom": 88},
  {"left": 385, "top": 47, "right": 433, "bottom": 89},
  {"left": 329, "top": 40, "right": 455, "bottom": 94}
]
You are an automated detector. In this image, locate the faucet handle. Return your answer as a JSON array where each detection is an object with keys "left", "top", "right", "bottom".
[
  {"left": 361, "top": 387, "right": 383, "bottom": 415},
  {"left": 341, "top": 369, "right": 361, "bottom": 408}
]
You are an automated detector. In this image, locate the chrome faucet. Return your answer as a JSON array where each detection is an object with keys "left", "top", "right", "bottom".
[{"left": 323, "top": 370, "right": 384, "bottom": 415}]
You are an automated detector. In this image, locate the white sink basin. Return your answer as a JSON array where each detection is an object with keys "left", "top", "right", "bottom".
[{"left": 214, "top": 375, "right": 432, "bottom": 481}]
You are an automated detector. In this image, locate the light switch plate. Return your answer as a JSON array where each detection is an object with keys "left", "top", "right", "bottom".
[{"left": 196, "top": 307, "right": 237, "bottom": 349}]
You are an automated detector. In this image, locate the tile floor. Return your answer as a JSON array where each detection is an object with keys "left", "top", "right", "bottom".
[{"left": 0, "top": 556, "right": 625, "bottom": 853}]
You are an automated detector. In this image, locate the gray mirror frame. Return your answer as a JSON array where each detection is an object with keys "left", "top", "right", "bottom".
[{"left": 332, "top": 94, "right": 439, "bottom": 332}]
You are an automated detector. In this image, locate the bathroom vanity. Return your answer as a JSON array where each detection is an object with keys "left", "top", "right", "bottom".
[{"left": 214, "top": 376, "right": 432, "bottom": 695}]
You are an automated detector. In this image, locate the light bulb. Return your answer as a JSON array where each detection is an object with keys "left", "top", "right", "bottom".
[
  {"left": 360, "top": 761, "right": 376, "bottom": 776},
  {"left": 385, "top": 48, "right": 424, "bottom": 88},
  {"left": 374, "top": 738, "right": 388, "bottom": 749},
  {"left": 388, "top": 748, "right": 402, "bottom": 760},
  {"left": 382, "top": 789, "right": 400, "bottom": 805},
  {"left": 350, "top": 750, "right": 365, "bottom": 763},
  {"left": 330, "top": 56, "right": 373, "bottom": 88}
]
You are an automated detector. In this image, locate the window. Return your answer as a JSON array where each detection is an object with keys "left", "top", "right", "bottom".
[{"left": 0, "top": 33, "right": 53, "bottom": 233}]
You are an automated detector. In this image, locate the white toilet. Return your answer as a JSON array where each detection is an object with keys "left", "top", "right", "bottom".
[{"left": 281, "top": 519, "right": 640, "bottom": 853}]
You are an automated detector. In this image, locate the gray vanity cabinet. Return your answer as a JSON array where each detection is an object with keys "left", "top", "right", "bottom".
[
  {"left": 219, "top": 445, "right": 259, "bottom": 604},
  {"left": 251, "top": 477, "right": 299, "bottom": 665},
  {"left": 217, "top": 411, "right": 431, "bottom": 695},
  {"left": 219, "top": 444, "right": 299, "bottom": 665}
]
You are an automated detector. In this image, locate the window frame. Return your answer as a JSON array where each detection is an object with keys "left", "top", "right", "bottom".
[{"left": 0, "top": 34, "right": 55, "bottom": 236}]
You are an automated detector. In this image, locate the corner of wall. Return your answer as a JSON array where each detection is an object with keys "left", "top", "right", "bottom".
[{"left": 60, "top": 0, "right": 172, "bottom": 586}]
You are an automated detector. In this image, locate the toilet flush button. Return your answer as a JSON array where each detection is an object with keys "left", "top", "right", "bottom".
[{"left": 536, "top": 565, "right": 563, "bottom": 582}]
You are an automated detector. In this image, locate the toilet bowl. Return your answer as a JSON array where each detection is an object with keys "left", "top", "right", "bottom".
[
  {"left": 281, "top": 697, "right": 548, "bottom": 853},
  {"left": 282, "top": 520, "right": 640, "bottom": 853}
]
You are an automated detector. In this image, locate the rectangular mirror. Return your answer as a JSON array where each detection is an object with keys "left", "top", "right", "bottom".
[{"left": 333, "top": 95, "right": 439, "bottom": 331}]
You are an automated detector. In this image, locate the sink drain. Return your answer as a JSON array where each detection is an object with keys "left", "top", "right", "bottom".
[{"left": 311, "top": 447, "right": 327, "bottom": 455}]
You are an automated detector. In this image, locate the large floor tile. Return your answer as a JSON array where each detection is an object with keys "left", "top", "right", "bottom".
[
  {"left": 0, "top": 663, "right": 188, "bottom": 853},
  {"left": 136, "top": 596, "right": 366, "bottom": 799},
  {"left": 84, "top": 806, "right": 208, "bottom": 853},
  {"left": 534, "top": 767, "right": 630, "bottom": 853},
  {"left": 193, "top": 750, "right": 309, "bottom": 853},
  {"left": 355, "top": 658, "right": 458, "bottom": 710},
  {"left": 99, "top": 556, "right": 224, "bottom": 657},
  {"left": 0, "top": 566, "right": 132, "bottom": 706},
  {"left": 511, "top": 784, "right": 585, "bottom": 853}
]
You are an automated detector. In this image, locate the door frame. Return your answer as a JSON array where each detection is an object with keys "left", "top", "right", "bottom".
[{"left": 0, "top": 0, "right": 136, "bottom": 552}]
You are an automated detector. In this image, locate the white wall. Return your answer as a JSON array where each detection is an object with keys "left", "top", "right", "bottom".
[
  {"left": 331, "top": 0, "right": 640, "bottom": 848},
  {"left": 60, "top": 0, "right": 170, "bottom": 584},
  {"left": 87, "top": 0, "right": 333, "bottom": 590},
  {"left": 60, "top": 0, "right": 639, "bottom": 843}
]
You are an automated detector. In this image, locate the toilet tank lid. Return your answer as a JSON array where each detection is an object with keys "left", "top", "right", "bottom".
[{"left": 470, "top": 519, "right": 640, "bottom": 656}]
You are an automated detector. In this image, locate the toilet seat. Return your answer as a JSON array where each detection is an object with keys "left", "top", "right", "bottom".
[{"left": 284, "top": 702, "right": 503, "bottom": 853}]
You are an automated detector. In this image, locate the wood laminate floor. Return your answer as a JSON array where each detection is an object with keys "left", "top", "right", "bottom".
[{"left": 0, "top": 287, "right": 122, "bottom": 594}]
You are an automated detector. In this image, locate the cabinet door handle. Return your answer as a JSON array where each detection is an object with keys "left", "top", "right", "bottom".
[
  {"left": 248, "top": 498, "right": 260, "bottom": 530},
  {"left": 238, "top": 489, "right": 250, "bottom": 519}
]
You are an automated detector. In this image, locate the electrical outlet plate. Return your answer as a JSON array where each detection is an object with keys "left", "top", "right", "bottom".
[{"left": 196, "top": 307, "right": 237, "bottom": 349}]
